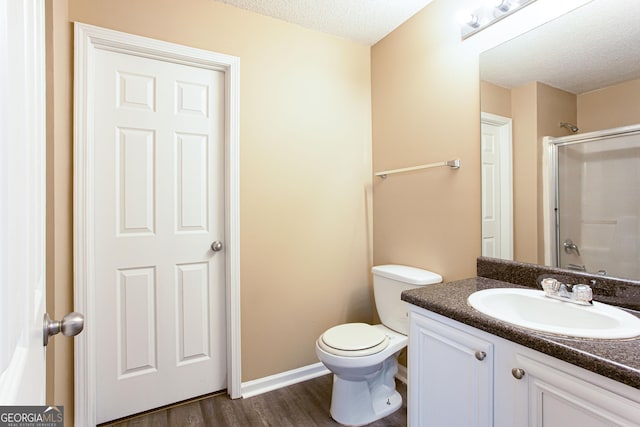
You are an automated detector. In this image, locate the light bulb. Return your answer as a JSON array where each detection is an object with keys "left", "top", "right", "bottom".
[
  {"left": 457, "top": 10, "right": 480, "bottom": 28},
  {"left": 485, "top": 0, "right": 511, "bottom": 12}
]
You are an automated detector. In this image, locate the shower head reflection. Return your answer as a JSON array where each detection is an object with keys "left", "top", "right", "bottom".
[{"left": 560, "top": 122, "right": 579, "bottom": 133}]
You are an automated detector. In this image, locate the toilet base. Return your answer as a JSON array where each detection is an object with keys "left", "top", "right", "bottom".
[{"left": 328, "top": 356, "right": 402, "bottom": 426}]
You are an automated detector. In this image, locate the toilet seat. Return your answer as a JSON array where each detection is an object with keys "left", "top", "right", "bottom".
[{"left": 318, "top": 323, "right": 389, "bottom": 357}]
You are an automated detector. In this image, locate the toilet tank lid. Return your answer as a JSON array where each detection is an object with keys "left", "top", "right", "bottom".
[{"left": 372, "top": 265, "right": 442, "bottom": 286}]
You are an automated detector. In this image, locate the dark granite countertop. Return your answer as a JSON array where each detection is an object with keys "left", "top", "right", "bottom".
[{"left": 402, "top": 276, "right": 640, "bottom": 390}]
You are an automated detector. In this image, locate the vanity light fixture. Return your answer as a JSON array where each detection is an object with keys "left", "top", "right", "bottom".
[{"left": 460, "top": 0, "right": 537, "bottom": 39}]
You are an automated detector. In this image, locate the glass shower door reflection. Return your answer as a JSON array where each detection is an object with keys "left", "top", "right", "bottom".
[{"left": 556, "top": 130, "right": 640, "bottom": 280}]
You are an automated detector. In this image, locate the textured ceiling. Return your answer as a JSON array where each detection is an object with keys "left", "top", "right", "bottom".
[
  {"left": 215, "top": 0, "right": 435, "bottom": 45},
  {"left": 480, "top": 0, "right": 640, "bottom": 94},
  {"left": 215, "top": 0, "right": 639, "bottom": 94}
]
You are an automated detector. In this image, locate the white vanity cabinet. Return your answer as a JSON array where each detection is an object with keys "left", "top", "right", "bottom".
[
  {"left": 408, "top": 305, "right": 640, "bottom": 427},
  {"left": 408, "top": 310, "right": 494, "bottom": 426},
  {"left": 514, "top": 353, "right": 640, "bottom": 427}
]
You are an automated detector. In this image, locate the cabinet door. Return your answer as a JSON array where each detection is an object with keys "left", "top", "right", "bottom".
[
  {"left": 409, "top": 312, "right": 494, "bottom": 427},
  {"left": 515, "top": 354, "right": 640, "bottom": 427}
]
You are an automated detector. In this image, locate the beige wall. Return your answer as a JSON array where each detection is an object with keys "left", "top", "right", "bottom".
[
  {"left": 578, "top": 78, "right": 640, "bottom": 132},
  {"left": 49, "top": 0, "right": 372, "bottom": 422},
  {"left": 510, "top": 82, "right": 538, "bottom": 263},
  {"left": 480, "top": 81, "right": 511, "bottom": 118},
  {"left": 371, "top": 0, "right": 480, "bottom": 281},
  {"left": 482, "top": 75, "right": 640, "bottom": 138}
]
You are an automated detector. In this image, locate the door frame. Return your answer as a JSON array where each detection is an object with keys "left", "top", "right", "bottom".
[
  {"left": 480, "top": 112, "right": 513, "bottom": 260},
  {"left": 73, "top": 23, "right": 241, "bottom": 425}
]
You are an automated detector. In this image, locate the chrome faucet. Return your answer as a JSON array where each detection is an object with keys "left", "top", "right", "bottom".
[{"left": 540, "top": 278, "right": 593, "bottom": 305}]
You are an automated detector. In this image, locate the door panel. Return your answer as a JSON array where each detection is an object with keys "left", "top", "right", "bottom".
[
  {"left": 117, "top": 128, "right": 155, "bottom": 235},
  {"left": 93, "top": 48, "right": 226, "bottom": 423},
  {"left": 117, "top": 267, "right": 157, "bottom": 378},
  {"left": 176, "top": 263, "right": 211, "bottom": 365}
]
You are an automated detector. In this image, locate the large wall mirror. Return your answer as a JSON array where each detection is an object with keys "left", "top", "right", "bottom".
[{"left": 479, "top": 0, "right": 640, "bottom": 280}]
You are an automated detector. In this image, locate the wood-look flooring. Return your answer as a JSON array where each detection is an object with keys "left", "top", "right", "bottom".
[{"left": 101, "top": 374, "right": 407, "bottom": 427}]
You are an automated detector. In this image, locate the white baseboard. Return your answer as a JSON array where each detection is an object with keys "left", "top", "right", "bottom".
[
  {"left": 241, "top": 362, "right": 330, "bottom": 398},
  {"left": 240, "top": 361, "right": 408, "bottom": 399}
]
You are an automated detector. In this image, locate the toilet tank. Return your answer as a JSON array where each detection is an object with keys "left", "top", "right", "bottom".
[{"left": 372, "top": 265, "right": 442, "bottom": 335}]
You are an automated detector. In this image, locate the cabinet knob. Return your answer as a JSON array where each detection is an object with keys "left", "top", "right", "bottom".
[
  {"left": 512, "top": 368, "right": 525, "bottom": 380},
  {"left": 475, "top": 351, "right": 486, "bottom": 361}
]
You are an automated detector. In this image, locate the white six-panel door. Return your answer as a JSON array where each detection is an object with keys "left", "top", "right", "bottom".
[
  {"left": 481, "top": 122, "right": 502, "bottom": 257},
  {"left": 481, "top": 113, "right": 513, "bottom": 260},
  {"left": 92, "top": 48, "right": 227, "bottom": 423}
]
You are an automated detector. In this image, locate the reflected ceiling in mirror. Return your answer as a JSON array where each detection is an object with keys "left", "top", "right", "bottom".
[{"left": 480, "top": 0, "right": 640, "bottom": 94}]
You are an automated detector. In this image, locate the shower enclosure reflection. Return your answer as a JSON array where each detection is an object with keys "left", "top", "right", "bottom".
[{"left": 546, "top": 126, "right": 640, "bottom": 280}]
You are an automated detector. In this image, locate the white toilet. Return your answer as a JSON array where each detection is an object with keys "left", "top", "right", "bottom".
[{"left": 315, "top": 264, "right": 442, "bottom": 426}]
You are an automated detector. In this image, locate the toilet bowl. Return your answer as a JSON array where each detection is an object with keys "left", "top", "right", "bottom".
[
  {"left": 316, "top": 323, "right": 407, "bottom": 426},
  {"left": 315, "top": 265, "right": 442, "bottom": 426}
]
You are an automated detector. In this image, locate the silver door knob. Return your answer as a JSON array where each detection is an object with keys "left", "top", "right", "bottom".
[
  {"left": 475, "top": 351, "right": 486, "bottom": 361},
  {"left": 43, "top": 312, "right": 85, "bottom": 346},
  {"left": 210, "top": 241, "right": 223, "bottom": 252}
]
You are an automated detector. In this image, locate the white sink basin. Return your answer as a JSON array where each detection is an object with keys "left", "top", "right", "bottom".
[{"left": 467, "top": 288, "right": 640, "bottom": 339}]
